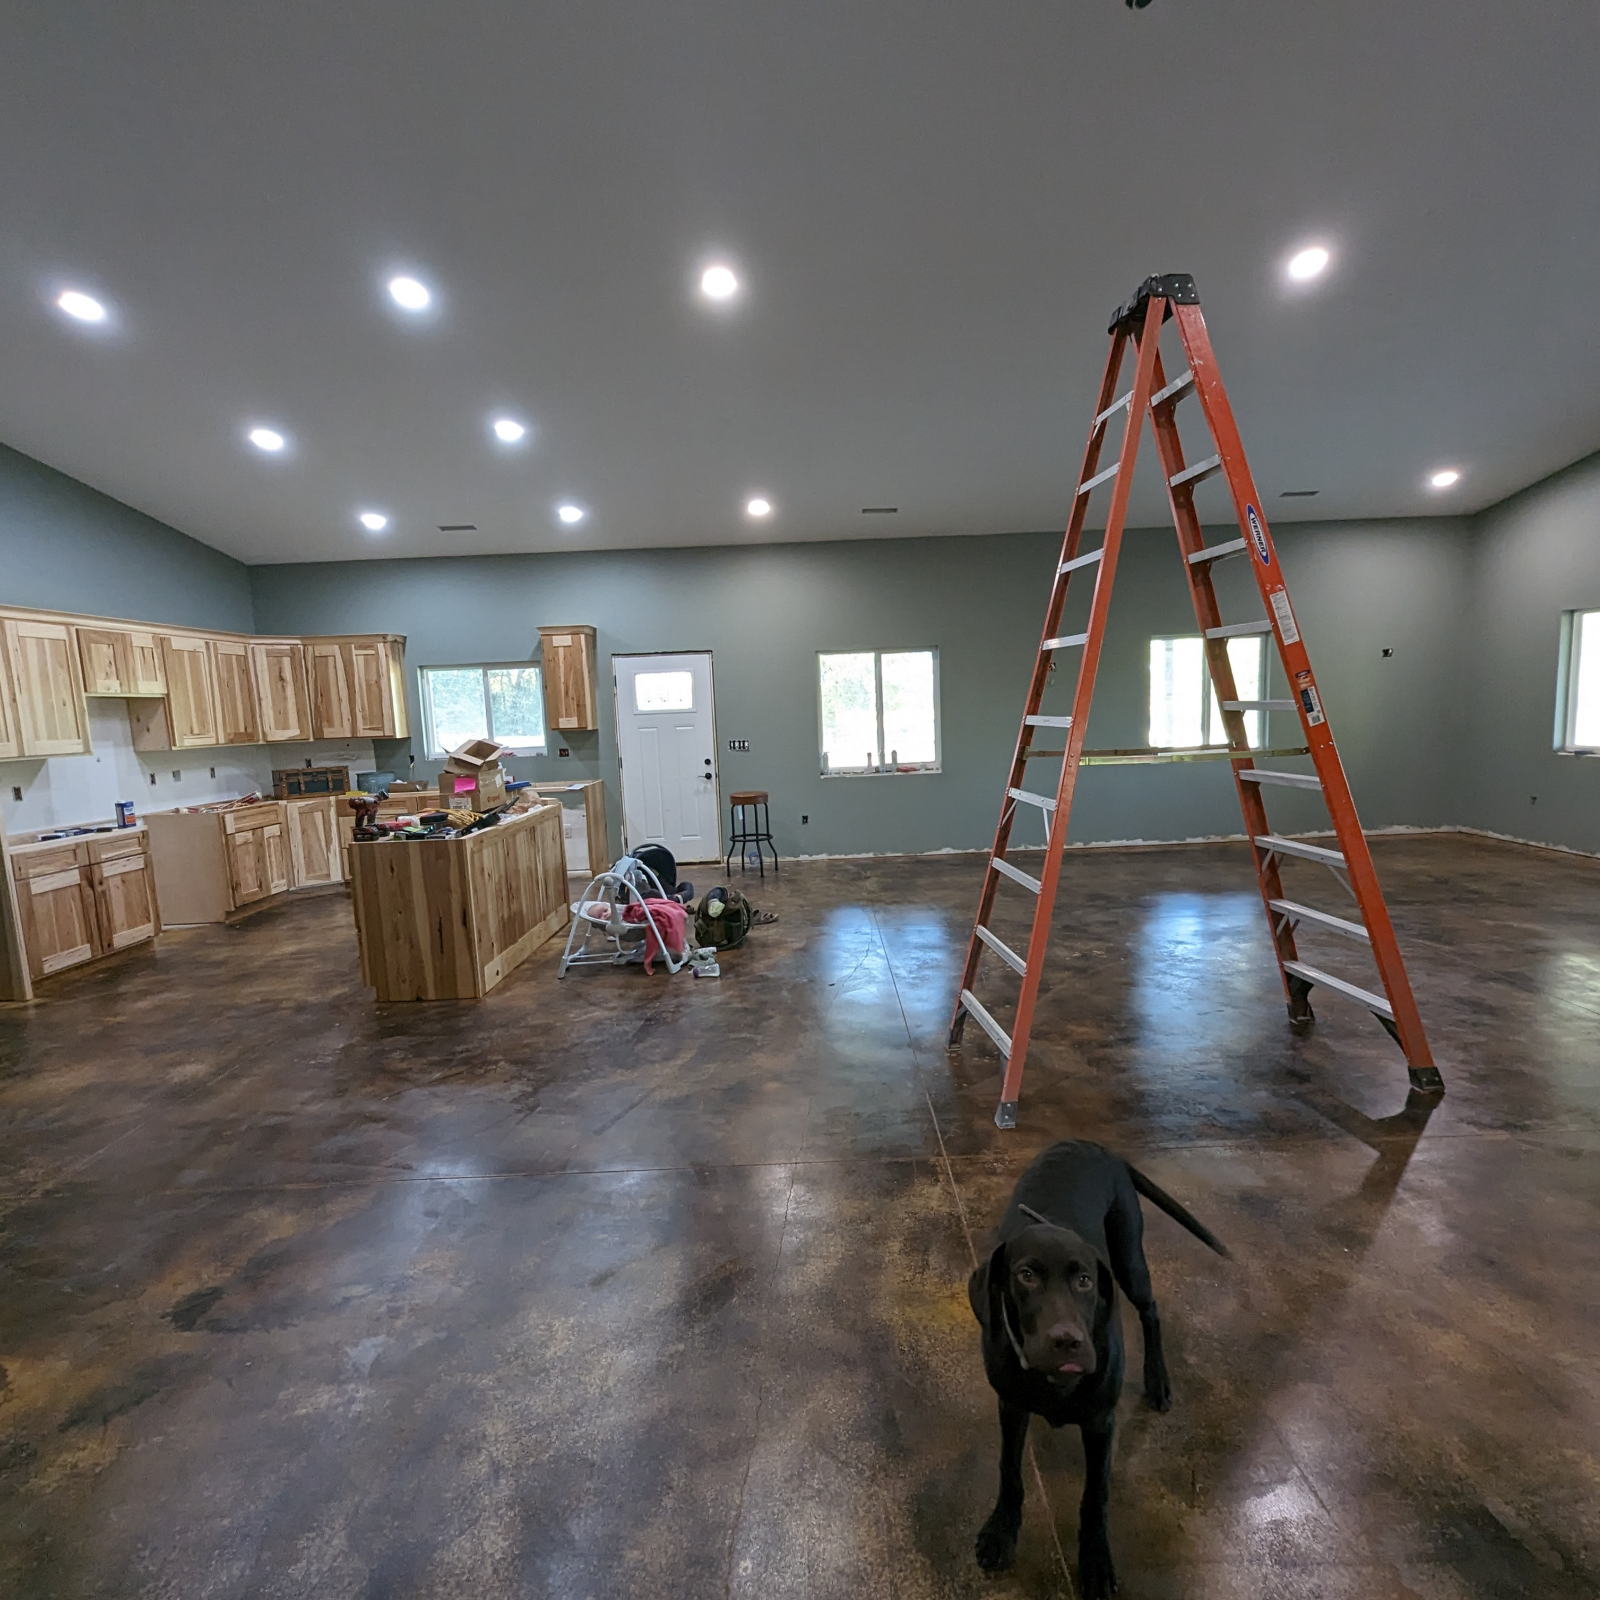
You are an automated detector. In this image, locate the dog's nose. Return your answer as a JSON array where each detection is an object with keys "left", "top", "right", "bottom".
[{"left": 1049, "top": 1325, "right": 1085, "bottom": 1355}]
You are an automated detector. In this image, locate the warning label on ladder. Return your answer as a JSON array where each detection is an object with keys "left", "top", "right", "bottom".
[{"left": 1269, "top": 588, "right": 1300, "bottom": 646}]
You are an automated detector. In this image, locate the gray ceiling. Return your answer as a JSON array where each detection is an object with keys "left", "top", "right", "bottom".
[{"left": 2, "top": 1, "right": 1597, "bottom": 566}]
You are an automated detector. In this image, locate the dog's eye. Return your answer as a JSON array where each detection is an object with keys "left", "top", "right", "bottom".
[
  {"left": 1074, "top": 1273, "right": 1094, "bottom": 1291},
  {"left": 1015, "top": 1266, "right": 1038, "bottom": 1287}
]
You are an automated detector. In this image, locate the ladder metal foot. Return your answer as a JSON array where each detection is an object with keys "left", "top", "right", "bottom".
[
  {"left": 1286, "top": 972, "right": 1316, "bottom": 1032},
  {"left": 1407, "top": 1064, "right": 1446, "bottom": 1095},
  {"left": 994, "top": 1099, "right": 1018, "bottom": 1130}
]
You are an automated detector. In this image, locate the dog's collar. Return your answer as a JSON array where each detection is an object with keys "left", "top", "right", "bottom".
[{"left": 1001, "top": 1293, "right": 1030, "bottom": 1370}]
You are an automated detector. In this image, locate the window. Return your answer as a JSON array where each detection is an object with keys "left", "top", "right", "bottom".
[
  {"left": 1148, "top": 635, "right": 1267, "bottom": 749},
  {"left": 420, "top": 664, "right": 546, "bottom": 759},
  {"left": 1558, "top": 609, "right": 1600, "bottom": 752},
  {"left": 633, "top": 669, "right": 694, "bottom": 713},
  {"left": 819, "top": 648, "right": 940, "bottom": 774}
]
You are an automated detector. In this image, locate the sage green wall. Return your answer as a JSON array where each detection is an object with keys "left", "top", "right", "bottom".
[
  {"left": 249, "top": 519, "right": 1474, "bottom": 862},
  {"left": 0, "top": 442, "right": 253, "bottom": 631},
  {"left": 1467, "top": 448, "right": 1600, "bottom": 853}
]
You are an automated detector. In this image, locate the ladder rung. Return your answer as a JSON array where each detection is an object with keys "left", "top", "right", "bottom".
[
  {"left": 1222, "top": 700, "right": 1297, "bottom": 712},
  {"left": 1041, "top": 633, "right": 1089, "bottom": 651},
  {"left": 975, "top": 924, "right": 1029, "bottom": 976},
  {"left": 1007, "top": 786, "right": 1056, "bottom": 813},
  {"left": 1025, "top": 715, "right": 1074, "bottom": 728},
  {"left": 1206, "top": 620, "right": 1273, "bottom": 639},
  {"left": 1169, "top": 453, "right": 1222, "bottom": 489},
  {"left": 1092, "top": 390, "right": 1133, "bottom": 431},
  {"left": 1239, "top": 768, "right": 1321, "bottom": 790},
  {"left": 1282, "top": 960, "right": 1393, "bottom": 1020},
  {"left": 1058, "top": 549, "right": 1105, "bottom": 575},
  {"left": 1077, "top": 463, "right": 1120, "bottom": 497},
  {"left": 1269, "top": 899, "right": 1370, "bottom": 943},
  {"left": 991, "top": 856, "right": 1042, "bottom": 894},
  {"left": 1188, "top": 538, "right": 1248, "bottom": 566},
  {"left": 1150, "top": 368, "right": 1195, "bottom": 408},
  {"left": 1255, "top": 834, "right": 1346, "bottom": 866},
  {"left": 959, "top": 989, "right": 1014, "bottom": 1058}
]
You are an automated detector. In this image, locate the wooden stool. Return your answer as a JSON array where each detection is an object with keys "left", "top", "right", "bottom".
[{"left": 726, "top": 790, "right": 778, "bottom": 879}]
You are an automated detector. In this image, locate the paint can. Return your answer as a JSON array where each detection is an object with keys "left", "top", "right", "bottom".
[{"left": 115, "top": 801, "right": 138, "bottom": 828}]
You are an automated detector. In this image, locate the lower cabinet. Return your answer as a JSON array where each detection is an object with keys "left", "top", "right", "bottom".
[
  {"left": 7, "top": 831, "right": 161, "bottom": 983},
  {"left": 286, "top": 797, "right": 342, "bottom": 888},
  {"left": 225, "top": 806, "right": 290, "bottom": 907}
]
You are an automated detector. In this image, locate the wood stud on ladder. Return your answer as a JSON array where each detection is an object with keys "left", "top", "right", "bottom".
[{"left": 948, "top": 273, "right": 1442, "bottom": 1129}]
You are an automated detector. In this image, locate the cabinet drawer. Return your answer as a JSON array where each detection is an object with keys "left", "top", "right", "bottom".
[
  {"left": 89, "top": 832, "right": 148, "bottom": 865},
  {"left": 12, "top": 844, "right": 88, "bottom": 881},
  {"left": 220, "top": 803, "right": 284, "bottom": 834}
]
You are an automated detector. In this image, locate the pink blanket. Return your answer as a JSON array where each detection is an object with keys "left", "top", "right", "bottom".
[{"left": 622, "top": 898, "right": 690, "bottom": 974}]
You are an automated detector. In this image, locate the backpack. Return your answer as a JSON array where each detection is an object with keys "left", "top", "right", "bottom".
[{"left": 694, "top": 886, "right": 753, "bottom": 951}]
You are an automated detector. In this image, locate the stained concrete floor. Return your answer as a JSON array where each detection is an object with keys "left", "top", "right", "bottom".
[{"left": 1, "top": 833, "right": 1597, "bottom": 1599}]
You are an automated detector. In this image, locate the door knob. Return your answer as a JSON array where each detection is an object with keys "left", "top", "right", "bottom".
[{"left": 703, "top": 773, "right": 713, "bottom": 780}]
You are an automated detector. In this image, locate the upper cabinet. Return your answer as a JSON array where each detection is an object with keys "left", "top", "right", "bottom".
[
  {"left": 77, "top": 627, "right": 167, "bottom": 697},
  {"left": 538, "top": 626, "right": 599, "bottom": 732},
  {"left": 210, "top": 638, "right": 260, "bottom": 745},
  {"left": 308, "top": 636, "right": 409, "bottom": 741},
  {"left": 2, "top": 618, "right": 91, "bottom": 756},
  {"left": 158, "top": 633, "right": 222, "bottom": 748},
  {"left": 250, "top": 640, "right": 312, "bottom": 743},
  {"left": 308, "top": 642, "right": 354, "bottom": 739},
  {"left": 0, "top": 637, "right": 20, "bottom": 761}
]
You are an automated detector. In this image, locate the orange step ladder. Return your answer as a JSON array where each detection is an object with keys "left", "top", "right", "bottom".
[{"left": 948, "top": 274, "right": 1442, "bottom": 1129}]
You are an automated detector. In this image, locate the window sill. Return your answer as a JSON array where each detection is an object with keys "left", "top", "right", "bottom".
[
  {"left": 1556, "top": 747, "right": 1600, "bottom": 758},
  {"left": 821, "top": 766, "right": 941, "bottom": 779}
]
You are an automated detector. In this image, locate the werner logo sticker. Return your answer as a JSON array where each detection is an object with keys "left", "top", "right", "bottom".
[{"left": 1246, "top": 505, "right": 1271, "bottom": 566}]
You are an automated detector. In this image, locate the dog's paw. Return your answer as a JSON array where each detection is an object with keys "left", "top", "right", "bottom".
[
  {"left": 1077, "top": 1538, "right": 1119, "bottom": 1598},
  {"left": 1143, "top": 1367, "right": 1172, "bottom": 1412},
  {"left": 974, "top": 1510, "right": 1020, "bottom": 1573}
]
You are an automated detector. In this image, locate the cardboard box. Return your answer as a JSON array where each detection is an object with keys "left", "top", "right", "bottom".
[
  {"left": 443, "top": 738, "right": 515, "bottom": 776},
  {"left": 439, "top": 766, "right": 507, "bottom": 812}
]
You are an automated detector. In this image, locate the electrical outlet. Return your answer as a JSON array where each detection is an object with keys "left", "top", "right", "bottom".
[
  {"left": 727, "top": 738, "right": 750, "bottom": 752},
  {"left": 10, "top": 786, "right": 21, "bottom": 803},
  {"left": 171, "top": 771, "right": 181, "bottom": 782},
  {"left": 558, "top": 747, "right": 570, "bottom": 758},
  {"left": 149, "top": 773, "right": 157, "bottom": 786},
  {"left": 1382, "top": 647, "right": 1394, "bottom": 658},
  {"left": 801, "top": 814, "right": 809, "bottom": 824},
  {"left": 209, "top": 767, "right": 216, "bottom": 778}
]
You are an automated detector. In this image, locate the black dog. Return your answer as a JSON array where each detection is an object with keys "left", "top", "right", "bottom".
[{"left": 968, "top": 1141, "right": 1228, "bottom": 1596}]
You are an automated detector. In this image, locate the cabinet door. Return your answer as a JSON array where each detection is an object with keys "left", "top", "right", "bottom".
[
  {"left": 0, "top": 641, "right": 19, "bottom": 761},
  {"left": 308, "top": 644, "right": 354, "bottom": 739},
  {"left": 227, "top": 827, "right": 268, "bottom": 906},
  {"left": 126, "top": 631, "right": 167, "bottom": 696},
  {"left": 538, "top": 627, "right": 599, "bottom": 732},
  {"left": 347, "top": 640, "right": 394, "bottom": 737},
  {"left": 286, "top": 798, "right": 340, "bottom": 887},
  {"left": 160, "top": 634, "right": 222, "bottom": 747},
  {"left": 77, "top": 627, "right": 133, "bottom": 695},
  {"left": 4, "top": 619, "right": 91, "bottom": 755},
  {"left": 250, "top": 641, "right": 311, "bottom": 742},
  {"left": 93, "top": 854, "right": 158, "bottom": 950},
  {"left": 262, "top": 823, "right": 289, "bottom": 895},
  {"left": 211, "top": 639, "right": 261, "bottom": 745},
  {"left": 18, "top": 863, "right": 98, "bottom": 978}
]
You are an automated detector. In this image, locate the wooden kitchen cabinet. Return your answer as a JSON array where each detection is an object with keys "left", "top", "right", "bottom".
[
  {"left": 211, "top": 638, "right": 261, "bottom": 745},
  {"left": 0, "top": 640, "right": 20, "bottom": 761},
  {"left": 250, "top": 640, "right": 312, "bottom": 742},
  {"left": 306, "top": 635, "right": 409, "bottom": 740},
  {"left": 11, "top": 843, "right": 97, "bottom": 979},
  {"left": 146, "top": 803, "right": 297, "bottom": 922},
  {"left": 285, "top": 796, "right": 342, "bottom": 887},
  {"left": 308, "top": 642, "right": 354, "bottom": 739},
  {"left": 225, "top": 804, "right": 289, "bottom": 907},
  {"left": 3, "top": 618, "right": 91, "bottom": 756},
  {"left": 538, "top": 625, "right": 599, "bottom": 733},
  {"left": 88, "top": 833, "right": 160, "bottom": 953},
  {"left": 156, "top": 633, "right": 222, "bottom": 748},
  {"left": 77, "top": 627, "right": 167, "bottom": 698}
]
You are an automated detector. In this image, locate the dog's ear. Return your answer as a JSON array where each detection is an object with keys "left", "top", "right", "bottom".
[{"left": 967, "top": 1239, "right": 1008, "bottom": 1332}]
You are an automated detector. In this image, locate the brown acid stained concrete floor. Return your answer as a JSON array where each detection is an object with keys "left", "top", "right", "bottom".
[{"left": 1, "top": 833, "right": 1598, "bottom": 1598}]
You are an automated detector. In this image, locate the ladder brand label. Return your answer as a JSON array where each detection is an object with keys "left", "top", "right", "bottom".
[
  {"left": 1295, "top": 669, "right": 1326, "bottom": 727},
  {"left": 1268, "top": 588, "right": 1300, "bottom": 646},
  {"left": 1245, "top": 504, "right": 1271, "bottom": 565}
]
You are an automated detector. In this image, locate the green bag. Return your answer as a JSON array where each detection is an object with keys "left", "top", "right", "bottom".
[{"left": 694, "top": 886, "right": 753, "bottom": 951}]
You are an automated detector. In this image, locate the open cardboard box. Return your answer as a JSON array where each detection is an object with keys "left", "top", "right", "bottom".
[{"left": 443, "top": 738, "right": 515, "bottom": 776}]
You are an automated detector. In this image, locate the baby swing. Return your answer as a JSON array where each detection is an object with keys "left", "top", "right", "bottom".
[{"left": 559, "top": 852, "right": 690, "bottom": 977}]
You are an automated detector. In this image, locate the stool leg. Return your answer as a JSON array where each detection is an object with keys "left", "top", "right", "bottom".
[
  {"left": 725, "top": 803, "right": 737, "bottom": 876},
  {"left": 766, "top": 800, "right": 778, "bottom": 874}
]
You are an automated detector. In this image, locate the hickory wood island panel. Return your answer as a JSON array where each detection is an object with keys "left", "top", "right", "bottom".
[{"left": 350, "top": 803, "right": 569, "bottom": 1001}]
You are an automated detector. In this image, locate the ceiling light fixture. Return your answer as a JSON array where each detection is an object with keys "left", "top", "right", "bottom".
[
  {"left": 745, "top": 496, "right": 772, "bottom": 519},
  {"left": 556, "top": 502, "right": 586, "bottom": 525},
  {"left": 56, "top": 289, "right": 108, "bottom": 323},
  {"left": 699, "top": 263, "right": 739, "bottom": 301},
  {"left": 247, "top": 427, "right": 286, "bottom": 453},
  {"left": 492, "top": 417, "right": 527, "bottom": 443},
  {"left": 387, "top": 275, "right": 432, "bottom": 311},
  {"left": 1428, "top": 468, "right": 1461, "bottom": 490},
  {"left": 358, "top": 511, "right": 389, "bottom": 532},
  {"left": 1286, "top": 245, "right": 1331, "bottom": 282}
]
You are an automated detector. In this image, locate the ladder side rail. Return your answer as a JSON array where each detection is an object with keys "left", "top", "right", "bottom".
[
  {"left": 994, "top": 299, "right": 1170, "bottom": 1116},
  {"left": 1171, "top": 302, "right": 1437, "bottom": 1083},
  {"left": 1144, "top": 349, "right": 1309, "bottom": 1016},
  {"left": 949, "top": 324, "right": 1134, "bottom": 1043}
]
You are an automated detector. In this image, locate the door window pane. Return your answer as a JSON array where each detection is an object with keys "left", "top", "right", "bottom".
[
  {"left": 820, "top": 652, "right": 881, "bottom": 771},
  {"left": 881, "top": 650, "right": 937, "bottom": 764},
  {"left": 633, "top": 670, "right": 695, "bottom": 713},
  {"left": 486, "top": 667, "right": 546, "bottom": 750}
]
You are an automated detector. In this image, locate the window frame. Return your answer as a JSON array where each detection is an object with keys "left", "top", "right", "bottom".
[
  {"left": 418, "top": 661, "right": 547, "bottom": 760},
  {"left": 1556, "top": 608, "right": 1600, "bottom": 755},
  {"left": 1147, "top": 632, "right": 1269, "bottom": 751},
  {"left": 817, "top": 646, "right": 942, "bottom": 777}
]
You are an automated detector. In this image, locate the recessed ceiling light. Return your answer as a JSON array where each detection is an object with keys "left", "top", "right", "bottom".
[
  {"left": 699, "top": 263, "right": 739, "bottom": 301},
  {"left": 556, "top": 502, "right": 586, "bottom": 525},
  {"left": 745, "top": 496, "right": 772, "bottom": 519},
  {"left": 492, "top": 417, "right": 527, "bottom": 443},
  {"left": 247, "top": 427, "right": 286, "bottom": 453},
  {"left": 56, "top": 289, "right": 108, "bottom": 323},
  {"left": 1428, "top": 468, "right": 1461, "bottom": 490},
  {"left": 387, "top": 275, "right": 432, "bottom": 311},
  {"left": 358, "top": 510, "right": 389, "bottom": 532},
  {"left": 1286, "top": 246, "right": 1331, "bottom": 282}
]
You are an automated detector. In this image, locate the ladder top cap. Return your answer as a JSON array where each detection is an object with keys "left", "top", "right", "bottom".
[{"left": 1109, "top": 272, "right": 1199, "bottom": 334}]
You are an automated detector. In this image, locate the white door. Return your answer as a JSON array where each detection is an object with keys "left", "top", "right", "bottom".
[{"left": 613, "top": 652, "right": 721, "bottom": 862}]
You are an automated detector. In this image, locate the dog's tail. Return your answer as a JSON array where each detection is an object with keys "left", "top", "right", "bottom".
[{"left": 1129, "top": 1165, "right": 1231, "bottom": 1258}]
